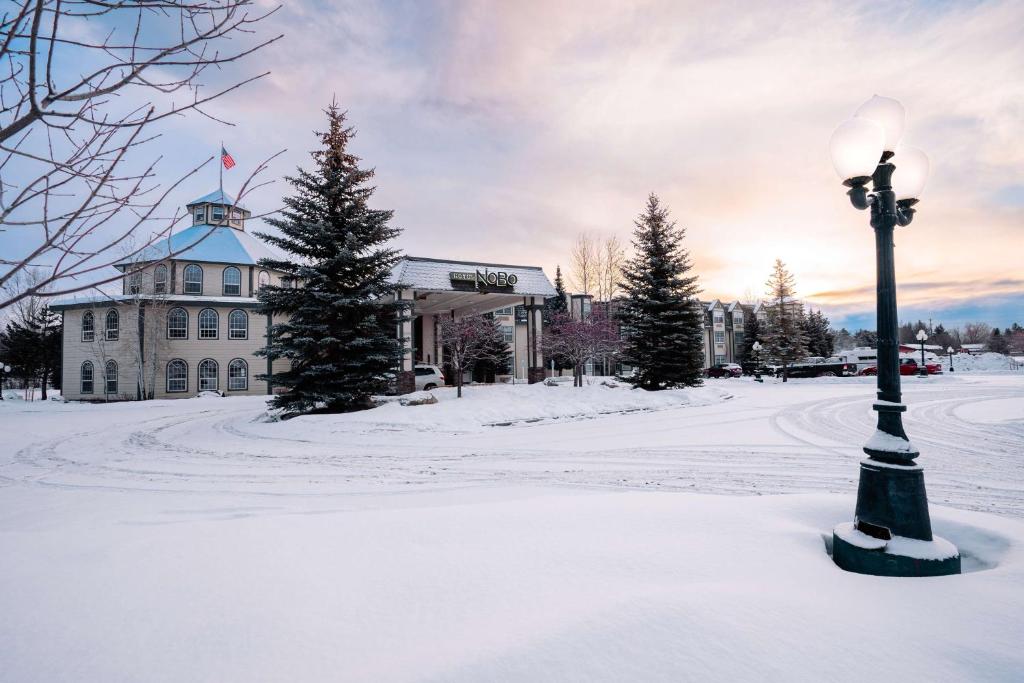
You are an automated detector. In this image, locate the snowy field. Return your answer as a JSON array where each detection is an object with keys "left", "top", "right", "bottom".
[{"left": 1, "top": 374, "right": 1023, "bottom": 681}]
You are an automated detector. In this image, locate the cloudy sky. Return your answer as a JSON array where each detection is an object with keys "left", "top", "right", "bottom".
[{"left": 15, "top": 0, "right": 1024, "bottom": 329}]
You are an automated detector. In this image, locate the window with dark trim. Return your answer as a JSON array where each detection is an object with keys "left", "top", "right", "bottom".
[
  {"left": 105, "top": 360, "right": 118, "bottom": 395},
  {"left": 81, "top": 361, "right": 94, "bottom": 394},
  {"left": 228, "top": 309, "right": 248, "bottom": 339},
  {"left": 166, "top": 359, "right": 188, "bottom": 393},
  {"left": 105, "top": 309, "right": 119, "bottom": 341},
  {"left": 154, "top": 264, "right": 168, "bottom": 294},
  {"left": 222, "top": 266, "right": 241, "bottom": 296},
  {"left": 183, "top": 264, "right": 203, "bottom": 295},
  {"left": 198, "top": 359, "right": 219, "bottom": 391},
  {"left": 228, "top": 358, "right": 248, "bottom": 391},
  {"left": 167, "top": 307, "right": 188, "bottom": 339},
  {"left": 198, "top": 308, "right": 218, "bottom": 339},
  {"left": 81, "top": 311, "right": 95, "bottom": 342}
]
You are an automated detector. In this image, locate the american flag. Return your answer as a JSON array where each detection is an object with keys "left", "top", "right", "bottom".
[{"left": 221, "top": 146, "right": 236, "bottom": 170}]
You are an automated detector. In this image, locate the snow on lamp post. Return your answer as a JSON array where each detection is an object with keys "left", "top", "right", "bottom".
[
  {"left": 948, "top": 346, "right": 956, "bottom": 373},
  {"left": 827, "top": 95, "right": 960, "bottom": 577},
  {"left": 916, "top": 328, "right": 929, "bottom": 377},
  {"left": 752, "top": 341, "right": 763, "bottom": 382}
]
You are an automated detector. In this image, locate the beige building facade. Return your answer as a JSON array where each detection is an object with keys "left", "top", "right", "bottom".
[{"left": 52, "top": 190, "right": 289, "bottom": 401}]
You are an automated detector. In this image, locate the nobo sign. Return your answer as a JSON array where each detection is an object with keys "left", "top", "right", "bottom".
[{"left": 449, "top": 270, "right": 519, "bottom": 289}]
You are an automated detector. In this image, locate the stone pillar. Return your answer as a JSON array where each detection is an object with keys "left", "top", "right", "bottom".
[
  {"left": 526, "top": 296, "right": 545, "bottom": 383},
  {"left": 396, "top": 289, "right": 416, "bottom": 394}
]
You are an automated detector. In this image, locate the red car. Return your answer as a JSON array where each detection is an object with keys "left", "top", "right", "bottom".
[
  {"left": 859, "top": 359, "right": 942, "bottom": 376},
  {"left": 705, "top": 362, "right": 743, "bottom": 378}
]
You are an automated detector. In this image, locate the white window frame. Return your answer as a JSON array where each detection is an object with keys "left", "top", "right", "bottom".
[
  {"left": 211, "top": 206, "right": 225, "bottom": 222},
  {"left": 105, "top": 309, "right": 119, "bottom": 341},
  {"left": 166, "top": 359, "right": 188, "bottom": 393},
  {"left": 81, "top": 311, "right": 95, "bottom": 342},
  {"left": 222, "top": 267, "right": 241, "bottom": 296},
  {"left": 228, "top": 309, "right": 248, "bottom": 340},
  {"left": 501, "top": 325, "right": 514, "bottom": 343},
  {"left": 194, "top": 207, "right": 206, "bottom": 224},
  {"left": 167, "top": 307, "right": 188, "bottom": 339},
  {"left": 198, "top": 308, "right": 219, "bottom": 339},
  {"left": 258, "top": 270, "right": 270, "bottom": 290},
  {"left": 714, "top": 354, "right": 727, "bottom": 365},
  {"left": 198, "top": 359, "right": 219, "bottom": 392},
  {"left": 714, "top": 331, "right": 725, "bottom": 344},
  {"left": 154, "top": 264, "right": 168, "bottom": 294},
  {"left": 228, "top": 358, "right": 248, "bottom": 391},
  {"left": 80, "top": 361, "right": 94, "bottom": 394},
  {"left": 183, "top": 264, "right": 203, "bottom": 295},
  {"left": 104, "top": 360, "right": 118, "bottom": 395}
]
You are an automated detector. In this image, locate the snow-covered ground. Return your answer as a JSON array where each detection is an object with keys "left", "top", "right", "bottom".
[{"left": 1, "top": 374, "right": 1023, "bottom": 681}]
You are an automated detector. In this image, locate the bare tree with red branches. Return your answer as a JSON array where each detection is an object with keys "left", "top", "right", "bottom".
[
  {"left": 542, "top": 309, "right": 621, "bottom": 387},
  {"left": 0, "top": 0, "right": 284, "bottom": 310}
]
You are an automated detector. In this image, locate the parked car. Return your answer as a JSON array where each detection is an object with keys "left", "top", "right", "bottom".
[
  {"left": 414, "top": 364, "right": 445, "bottom": 390},
  {"left": 706, "top": 363, "right": 743, "bottom": 378},
  {"left": 859, "top": 358, "right": 942, "bottom": 376},
  {"left": 785, "top": 357, "right": 858, "bottom": 378}
]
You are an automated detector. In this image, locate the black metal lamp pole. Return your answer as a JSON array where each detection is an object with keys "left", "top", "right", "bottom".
[
  {"left": 948, "top": 347, "right": 955, "bottom": 373},
  {"left": 829, "top": 99, "right": 959, "bottom": 577},
  {"left": 917, "top": 330, "right": 928, "bottom": 377}
]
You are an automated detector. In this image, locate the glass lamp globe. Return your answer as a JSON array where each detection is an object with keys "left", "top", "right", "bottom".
[
  {"left": 829, "top": 118, "right": 885, "bottom": 182},
  {"left": 894, "top": 146, "right": 930, "bottom": 200},
  {"left": 948, "top": 346, "right": 955, "bottom": 354},
  {"left": 916, "top": 329, "right": 928, "bottom": 341},
  {"left": 854, "top": 95, "right": 906, "bottom": 152}
]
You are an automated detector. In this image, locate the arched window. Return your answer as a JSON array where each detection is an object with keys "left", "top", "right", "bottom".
[
  {"left": 183, "top": 264, "right": 203, "bottom": 295},
  {"left": 198, "top": 308, "right": 219, "bottom": 339},
  {"left": 228, "top": 358, "right": 248, "bottom": 391},
  {"left": 166, "top": 359, "right": 188, "bottom": 393},
  {"left": 198, "top": 359, "right": 219, "bottom": 392},
  {"left": 81, "top": 311, "right": 95, "bottom": 342},
  {"left": 80, "top": 361, "right": 94, "bottom": 394},
  {"left": 104, "top": 360, "right": 118, "bottom": 396},
  {"left": 105, "top": 309, "right": 119, "bottom": 341},
  {"left": 222, "top": 266, "right": 241, "bottom": 296},
  {"left": 127, "top": 271, "right": 142, "bottom": 295},
  {"left": 167, "top": 307, "right": 188, "bottom": 339},
  {"left": 228, "top": 309, "right": 248, "bottom": 339},
  {"left": 258, "top": 270, "right": 270, "bottom": 290},
  {"left": 154, "top": 264, "right": 168, "bottom": 294}
]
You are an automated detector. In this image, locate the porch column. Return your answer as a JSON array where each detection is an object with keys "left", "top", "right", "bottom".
[
  {"left": 396, "top": 289, "right": 416, "bottom": 394},
  {"left": 525, "top": 296, "right": 545, "bottom": 384}
]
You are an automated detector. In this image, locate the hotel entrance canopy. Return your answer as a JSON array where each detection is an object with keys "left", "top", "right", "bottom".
[
  {"left": 387, "top": 256, "right": 557, "bottom": 391},
  {"left": 387, "top": 256, "right": 557, "bottom": 317}
]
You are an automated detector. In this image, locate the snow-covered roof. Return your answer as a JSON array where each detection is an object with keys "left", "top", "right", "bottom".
[
  {"left": 390, "top": 257, "right": 556, "bottom": 297},
  {"left": 114, "top": 224, "right": 283, "bottom": 268},
  {"left": 49, "top": 293, "right": 262, "bottom": 310},
  {"left": 187, "top": 189, "right": 235, "bottom": 206}
]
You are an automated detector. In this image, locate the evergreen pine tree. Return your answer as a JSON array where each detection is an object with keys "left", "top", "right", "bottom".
[
  {"left": 543, "top": 265, "right": 572, "bottom": 372},
  {"left": 256, "top": 103, "right": 407, "bottom": 414},
  {"left": 762, "top": 259, "right": 808, "bottom": 381},
  {"left": 738, "top": 310, "right": 762, "bottom": 366},
  {"left": 617, "top": 193, "right": 704, "bottom": 389},
  {"left": 544, "top": 265, "right": 569, "bottom": 324},
  {"left": 803, "top": 309, "right": 835, "bottom": 358},
  {"left": 473, "top": 315, "right": 513, "bottom": 382}
]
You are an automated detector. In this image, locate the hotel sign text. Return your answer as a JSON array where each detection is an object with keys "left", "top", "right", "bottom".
[{"left": 450, "top": 269, "right": 518, "bottom": 289}]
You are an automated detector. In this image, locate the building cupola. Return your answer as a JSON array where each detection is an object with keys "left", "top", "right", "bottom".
[{"left": 185, "top": 189, "right": 251, "bottom": 231}]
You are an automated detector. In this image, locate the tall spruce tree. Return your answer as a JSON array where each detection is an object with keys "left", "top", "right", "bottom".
[
  {"left": 762, "top": 259, "right": 808, "bottom": 382},
  {"left": 738, "top": 310, "right": 762, "bottom": 366},
  {"left": 256, "top": 103, "right": 407, "bottom": 414},
  {"left": 543, "top": 265, "right": 572, "bottom": 372},
  {"left": 803, "top": 309, "right": 835, "bottom": 358},
  {"left": 618, "top": 193, "right": 704, "bottom": 389}
]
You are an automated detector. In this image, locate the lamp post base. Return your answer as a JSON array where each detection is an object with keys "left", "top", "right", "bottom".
[{"left": 832, "top": 523, "right": 960, "bottom": 577}]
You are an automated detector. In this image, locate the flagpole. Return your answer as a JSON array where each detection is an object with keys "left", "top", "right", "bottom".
[{"left": 219, "top": 141, "right": 224, "bottom": 198}]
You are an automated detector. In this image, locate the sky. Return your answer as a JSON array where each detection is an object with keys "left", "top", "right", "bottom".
[{"left": 7, "top": 0, "right": 1023, "bottom": 330}]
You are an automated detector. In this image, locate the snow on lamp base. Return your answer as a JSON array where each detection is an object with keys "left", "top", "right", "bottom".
[
  {"left": 832, "top": 522, "right": 961, "bottom": 577},
  {"left": 832, "top": 458, "right": 960, "bottom": 577}
]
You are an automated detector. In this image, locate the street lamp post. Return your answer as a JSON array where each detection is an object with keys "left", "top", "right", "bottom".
[
  {"left": 827, "top": 95, "right": 960, "bottom": 577},
  {"left": 948, "top": 346, "right": 955, "bottom": 373},
  {"left": 916, "top": 328, "right": 929, "bottom": 377},
  {"left": 0, "top": 363, "right": 9, "bottom": 400},
  {"left": 752, "top": 341, "right": 763, "bottom": 382}
]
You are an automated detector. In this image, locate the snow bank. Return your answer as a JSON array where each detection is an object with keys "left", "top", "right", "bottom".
[
  {"left": 944, "top": 352, "right": 1020, "bottom": 374},
  {"left": 273, "top": 382, "right": 731, "bottom": 434}
]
